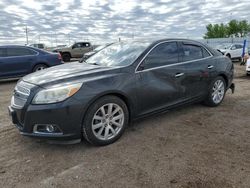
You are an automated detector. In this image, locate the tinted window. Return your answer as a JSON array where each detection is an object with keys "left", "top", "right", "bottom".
[
  {"left": 143, "top": 42, "right": 179, "bottom": 69},
  {"left": 0, "top": 48, "right": 6, "bottom": 57},
  {"left": 180, "top": 44, "right": 203, "bottom": 61},
  {"left": 82, "top": 43, "right": 90, "bottom": 47},
  {"left": 73, "top": 43, "right": 83, "bottom": 48},
  {"left": 235, "top": 44, "right": 243, "bottom": 49},
  {"left": 6, "top": 48, "right": 37, "bottom": 57},
  {"left": 202, "top": 47, "right": 211, "bottom": 58}
]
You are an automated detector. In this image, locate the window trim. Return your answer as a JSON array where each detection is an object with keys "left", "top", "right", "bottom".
[
  {"left": 135, "top": 40, "right": 213, "bottom": 73},
  {"left": 2, "top": 47, "right": 39, "bottom": 58}
]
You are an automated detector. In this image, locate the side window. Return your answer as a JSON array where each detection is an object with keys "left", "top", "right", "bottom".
[
  {"left": 82, "top": 43, "right": 90, "bottom": 47},
  {"left": 0, "top": 48, "right": 6, "bottom": 57},
  {"left": 235, "top": 44, "right": 243, "bottom": 49},
  {"left": 180, "top": 44, "right": 203, "bottom": 61},
  {"left": 231, "top": 45, "right": 236, "bottom": 50},
  {"left": 202, "top": 47, "right": 211, "bottom": 58},
  {"left": 142, "top": 42, "right": 179, "bottom": 69},
  {"left": 6, "top": 48, "right": 36, "bottom": 57},
  {"left": 73, "top": 43, "right": 82, "bottom": 48}
]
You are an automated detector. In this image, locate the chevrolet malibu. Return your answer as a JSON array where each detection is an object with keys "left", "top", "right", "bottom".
[{"left": 8, "top": 39, "right": 235, "bottom": 146}]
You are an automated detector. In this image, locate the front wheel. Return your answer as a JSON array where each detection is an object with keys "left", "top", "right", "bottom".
[
  {"left": 82, "top": 95, "right": 129, "bottom": 146},
  {"left": 204, "top": 76, "right": 226, "bottom": 107}
]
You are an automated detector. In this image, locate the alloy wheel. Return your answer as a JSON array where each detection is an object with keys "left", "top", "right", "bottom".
[
  {"left": 92, "top": 103, "right": 124, "bottom": 141},
  {"left": 212, "top": 80, "right": 225, "bottom": 104}
]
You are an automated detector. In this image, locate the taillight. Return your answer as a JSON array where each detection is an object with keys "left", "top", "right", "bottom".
[{"left": 58, "top": 53, "right": 62, "bottom": 60}]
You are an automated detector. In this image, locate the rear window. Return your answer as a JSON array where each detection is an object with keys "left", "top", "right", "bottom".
[
  {"left": 180, "top": 43, "right": 211, "bottom": 61},
  {"left": 6, "top": 48, "right": 37, "bottom": 56}
]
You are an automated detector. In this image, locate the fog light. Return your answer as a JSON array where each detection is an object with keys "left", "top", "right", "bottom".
[
  {"left": 46, "top": 125, "right": 55, "bottom": 133},
  {"left": 33, "top": 124, "right": 62, "bottom": 135}
]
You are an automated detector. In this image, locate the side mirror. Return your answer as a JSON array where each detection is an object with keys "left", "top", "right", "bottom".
[{"left": 231, "top": 46, "right": 236, "bottom": 50}]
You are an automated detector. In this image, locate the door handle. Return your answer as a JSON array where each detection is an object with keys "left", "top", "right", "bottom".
[
  {"left": 208, "top": 65, "right": 214, "bottom": 69},
  {"left": 175, "top": 73, "right": 184, "bottom": 78}
]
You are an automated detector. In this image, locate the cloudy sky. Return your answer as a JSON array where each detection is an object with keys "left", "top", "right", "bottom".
[{"left": 0, "top": 0, "right": 249, "bottom": 45}]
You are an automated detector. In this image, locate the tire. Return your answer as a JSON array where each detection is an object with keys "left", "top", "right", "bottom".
[
  {"left": 82, "top": 95, "right": 129, "bottom": 146},
  {"left": 226, "top": 54, "right": 231, "bottom": 59},
  {"left": 204, "top": 76, "right": 226, "bottom": 107},
  {"left": 33, "top": 64, "right": 47, "bottom": 72},
  {"left": 62, "top": 53, "right": 71, "bottom": 62}
]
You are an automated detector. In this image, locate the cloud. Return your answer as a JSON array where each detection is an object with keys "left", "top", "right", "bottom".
[{"left": 0, "top": 0, "right": 249, "bottom": 45}]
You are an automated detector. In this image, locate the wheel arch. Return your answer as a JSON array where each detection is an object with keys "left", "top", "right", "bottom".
[
  {"left": 218, "top": 73, "right": 229, "bottom": 88},
  {"left": 32, "top": 62, "right": 49, "bottom": 72},
  {"left": 81, "top": 91, "right": 134, "bottom": 125},
  {"left": 61, "top": 51, "right": 71, "bottom": 57}
]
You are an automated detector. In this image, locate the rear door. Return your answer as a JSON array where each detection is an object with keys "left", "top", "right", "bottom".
[
  {"left": 179, "top": 41, "right": 215, "bottom": 99},
  {"left": 0, "top": 48, "right": 8, "bottom": 78},
  {"left": 81, "top": 42, "right": 92, "bottom": 54},
  {"left": 135, "top": 41, "right": 187, "bottom": 116},
  {"left": 0, "top": 47, "right": 37, "bottom": 78}
]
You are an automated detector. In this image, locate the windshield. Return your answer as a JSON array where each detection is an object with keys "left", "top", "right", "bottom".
[
  {"left": 94, "top": 45, "right": 106, "bottom": 52},
  {"left": 86, "top": 42, "right": 150, "bottom": 67}
]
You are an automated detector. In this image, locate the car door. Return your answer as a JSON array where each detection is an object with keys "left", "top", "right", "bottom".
[
  {"left": 235, "top": 44, "right": 243, "bottom": 58},
  {"left": 81, "top": 42, "right": 92, "bottom": 55},
  {"left": 178, "top": 41, "right": 215, "bottom": 99},
  {"left": 71, "top": 43, "right": 84, "bottom": 58},
  {"left": 135, "top": 41, "right": 187, "bottom": 116},
  {"left": 230, "top": 44, "right": 239, "bottom": 58},
  {"left": 0, "top": 48, "right": 7, "bottom": 78},
  {"left": 0, "top": 47, "right": 37, "bottom": 78}
]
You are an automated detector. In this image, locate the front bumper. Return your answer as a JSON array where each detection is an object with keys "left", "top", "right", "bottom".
[{"left": 8, "top": 98, "right": 85, "bottom": 141}]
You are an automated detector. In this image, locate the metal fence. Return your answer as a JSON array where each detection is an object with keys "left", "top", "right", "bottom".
[{"left": 0, "top": 34, "right": 249, "bottom": 49}]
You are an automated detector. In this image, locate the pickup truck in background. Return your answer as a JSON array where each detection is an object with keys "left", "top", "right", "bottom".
[{"left": 53, "top": 42, "right": 93, "bottom": 62}]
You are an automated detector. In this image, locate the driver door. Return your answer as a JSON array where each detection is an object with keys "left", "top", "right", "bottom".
[{"left": 135, "top": 41, "right": 187, "bottom": 116}]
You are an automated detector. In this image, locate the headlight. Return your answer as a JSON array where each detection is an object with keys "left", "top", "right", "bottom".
[{"left": 32, "top": 83, "right": 82, "bottom": 104}]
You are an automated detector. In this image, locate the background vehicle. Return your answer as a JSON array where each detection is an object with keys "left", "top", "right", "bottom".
[
  {"left": 0, "top": 45, "right": 63, "bottom": 79},
  {"left": 9, "top": 39, "right": 234, "bottom": 146},
  {"left": 53, "top": 42, "right": 93, "bottom": 62},
  {"left": 246, "top": 58, "right": 250, "bottom": 75},
  {"left": 79, "top": 43, "right": 114, "bottom": 62},
  {"left": 28, "top": 43, "right": 46, "bottom": 49},
  {"left": 218, "top": 43, "right": 248, "bottom": 60}
]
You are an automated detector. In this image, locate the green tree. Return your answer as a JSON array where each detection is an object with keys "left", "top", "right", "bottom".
[
  {"left": 204, "top": 23, "right": 228, "bottom": 38},
  {"left": 204, "top": 19, "right": 250, "bottom": 39}
]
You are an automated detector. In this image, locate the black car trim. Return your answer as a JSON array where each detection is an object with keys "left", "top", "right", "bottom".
[{"left": 135, "top": 40, "right": 213, "bottom": 73}]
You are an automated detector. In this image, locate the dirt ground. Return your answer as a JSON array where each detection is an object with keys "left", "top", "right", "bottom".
[{"left": 0, "top": 63, "right": 250, "bottom": 188}]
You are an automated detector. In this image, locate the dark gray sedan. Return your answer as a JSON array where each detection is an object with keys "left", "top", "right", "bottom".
[{"left": 9, "top": 39, "right": 234, "bottom": 146}]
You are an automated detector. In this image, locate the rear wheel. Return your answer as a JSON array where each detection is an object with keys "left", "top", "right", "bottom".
[
  {"left": 33, "top": 64, "right": 47, "bottom": 72},
  {"left": 82, "top": 95, "right": 129, "bottom": 146},
  {"left": 204, "top": 76, "right": 226, "bottom": 107}
]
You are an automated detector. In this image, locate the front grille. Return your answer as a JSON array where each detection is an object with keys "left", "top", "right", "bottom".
[{"left": 11, "top": 81, "right": 34, "bottom": 109}]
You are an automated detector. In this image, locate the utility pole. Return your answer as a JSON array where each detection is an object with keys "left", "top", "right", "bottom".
[{"left": 25, "top": 26, "right": 28, "bottom": 45}]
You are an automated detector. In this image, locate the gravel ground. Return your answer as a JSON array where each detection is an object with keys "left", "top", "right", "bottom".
[{"left": 0, "top": 63, "right": 250, "bottom": 188}]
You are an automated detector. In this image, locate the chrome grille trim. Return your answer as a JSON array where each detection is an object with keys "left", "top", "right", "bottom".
[{"left": 11, "top": 81, "right": 34, "bottom": 109}]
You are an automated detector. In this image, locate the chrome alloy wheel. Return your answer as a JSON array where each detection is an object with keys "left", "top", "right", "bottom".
[
  {"left": 212, "top": 80, "right": 225, "bottom": 104},
  {"left": 92, "top": 103, "right": 124, "bottom": 141}
]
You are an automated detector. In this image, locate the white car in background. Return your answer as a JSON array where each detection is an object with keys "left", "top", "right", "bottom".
[
  {"left": 246, "top": 58, "right": 250, "bottom": 75},
  {"left": 218, "top": 43, "right": 248, "bottom": 61}
]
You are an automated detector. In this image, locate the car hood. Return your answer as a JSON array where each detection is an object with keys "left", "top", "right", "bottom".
[
  {"left": 84, "top": 51, "right": 96, "bottom": 56},
  {"left": 22, "top": 62, "right": 117, "bottom": 87},
  {"left": 218, "top": 49, "right": 227, "bottom": 53}
]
